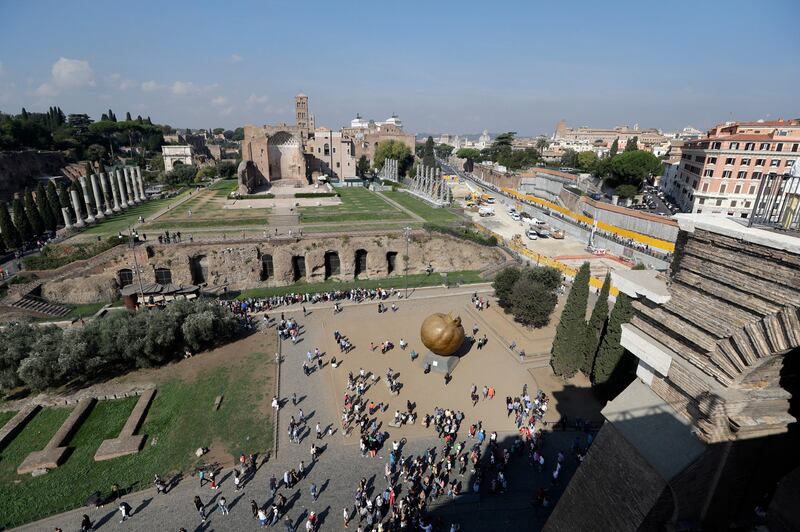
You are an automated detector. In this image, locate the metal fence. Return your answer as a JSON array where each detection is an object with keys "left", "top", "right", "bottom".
[{"left": 749, "top": 172, "right": 800, "bottom": 232}]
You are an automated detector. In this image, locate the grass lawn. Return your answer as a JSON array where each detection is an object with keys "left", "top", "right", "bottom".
[
  {"left": 80, "top": 190, "right": 192, "bottom": 236},
  {"left": 382, "top": 191, "right": 462, "bottom": 224},
  {"left": 143, "top": 217, "right": 269, "bottom": 230},
  {"left": 0, "top": 349, "right": 274, "bottom": 528},
  {"left": 233, "top": 270, "right": 484, "bottom": 299},
  {"left": 299, "top": 187, "right": 412, "bottom": 224},
  {"left": 210, "top": 178, "right": 238, "bottom": 191},
  {"left": 0, "top": 410, "right": 16, "bottom": 428}
]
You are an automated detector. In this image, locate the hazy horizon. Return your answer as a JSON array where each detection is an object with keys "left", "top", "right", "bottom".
[{"left": 1, "top": 0, "right": 798, "bottom": 135}]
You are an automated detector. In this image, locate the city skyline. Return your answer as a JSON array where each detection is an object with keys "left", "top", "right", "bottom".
[{"left": 0, "top": 0, "right": 798, "bottom": 134}]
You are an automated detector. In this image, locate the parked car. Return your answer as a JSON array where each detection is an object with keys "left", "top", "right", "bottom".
[{"left": 526, "top": 229, "right": 539, "bottom": 240}]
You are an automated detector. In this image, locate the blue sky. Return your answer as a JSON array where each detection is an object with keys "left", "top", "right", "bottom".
[{"left": 1, "top": 0, "right": 798, "bottom": 135}]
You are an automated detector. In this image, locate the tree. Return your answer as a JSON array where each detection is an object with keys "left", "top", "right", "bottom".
[
  {"left": 551, "top": 262, "right": 591, "bottom": 378},
  {"left": 509, "top": 274, "right": 558, "bottom": 328},
  {"left": 577, "top": 151, "right": 599, "bottom": 173},
  {"left": 625, "top": 136, "right": 638, "bottom": 152},
  {"left": 592, "top": 293, "right": 635, "bottom": 387},
  {"left": 85, "top": 144, "right": 106, "bottom": 163},
  {"left": 436, "top": 144, "right": 454, "bottom": 158},
  {"left": 46, "top": 181, "right": 63, "bottom": 224},
  {"left": 35, "top": 183, "right": 56, "bottom": 232},
  {"left": 492, "top": 266, "right": 521, "bottom": 307},
  {"left": 456, "top": 148, "right": 481, "bottom": 160},
  {"left": 196, "top": 166, "right": 217, "bottom": 180},
  {"left": 12, "top": 197, "right": 33, "bottom": 242},
  {"left": 166, "top": 164, "right": 198, "bottom": 184},
  {"left": 0, "top": 202, "right": 21, "bottom": 249},
  {"left": 213, "top": 127, "right": 225, "bottom": 135},
  {"left": 232, "top": 127, "right": 244, "bottom": 141},
  {"left": 606, "top": 150, "right": 663, "bottom": 189},
  {"left": 615, "top": 184, "right": 639, "bottom": 199},
  {"left": 356, "top": 155, "right": 370, "bottom": 177},
  {"left": 536, "top": 138, "right": 549, "bottom": 154},
  {"left": 609, "top": 138, "right": 619, "bottom": 158},
  {"left": 217, "top": 161, "right": 236, "bottom": 179},
  {"left": 560, "top": 149, "right": 579, "bottom": 168},
  {"left": 422, "top": 136, "right": 436, "bottom": 168},
  {"left": 374, "top": 140, "right": 413, "bottom": 176},
  {"left": 584, "top": 274, "right": 611, "bottom": 375}
]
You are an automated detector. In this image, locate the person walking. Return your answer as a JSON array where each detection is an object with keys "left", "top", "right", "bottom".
[
  {"left": 316, "top": 422, "right": 322, "bottom": 440},
  {"left": 270, "top": 474, "right": 278, "bottom": 497},
  {"left": 234, "top": 470, "right": 242, "bottom": 491},
  {"left": 194, "top": 496, "right": 206, "bottom": 523},
  {"left": 292, "top": 392, "right": 297, "bottom": 406},
  {"left": 118, "top": 501, "right": 132, "bottom": 523},
  {"left": 482, "top": 385, "right": 489, "bottom": 400},
  {"left": 310, "top": 482, "right": 318, "bottom": 501},
  {"left": 80, "top": 514, "right": 93, "bottom": 531},
  {"left": 219, "top": 495, "right": 230, "bottom": 515},
  {"left": 343, "top": 506, "right": 351, "bottom": 528},
  {"left": 251, "top": 499, "right": 259, "bottom": 518}
]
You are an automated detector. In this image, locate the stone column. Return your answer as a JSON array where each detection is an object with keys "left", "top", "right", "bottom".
[
  {"left": 61, "top": 207, "right": 73, "bottom": 229},
  {"left": 108, "top": 171, "right": 122, "bottom": 212},
  {"left": 128, "top": 167, "right": 142, "bottom": 203},
  {"left": 90, "top": 174, "right": 105, "bottom": 219},
  {"left": 136, "top": 167, "right": 146, "bottom": 200},
  {"left": 70, "top": 188, "right": 85, "bottom": 228},
  {"left": 116, "top": 169, "right": 129, "bottom": 208},
  {"left": 79, "top": 175, "right": 96, "bottom": 224},
  {"left": 123, "top": 168, "right": 137, "bottom": 204},
  {"left": 99, "top": 173, "right": 114, "bottom": 215}
]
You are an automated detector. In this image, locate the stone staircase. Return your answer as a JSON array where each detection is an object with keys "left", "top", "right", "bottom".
[{"left": 10, "top": 293, "right": 71, "bottom": 318}]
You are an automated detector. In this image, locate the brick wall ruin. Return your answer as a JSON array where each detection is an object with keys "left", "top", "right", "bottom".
[{"left": 41, "top": 232, "right": 506, "bottom": 304}]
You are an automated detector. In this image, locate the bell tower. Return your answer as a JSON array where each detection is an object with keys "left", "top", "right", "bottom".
[{"left": 295, "top": 93, "right": 309, "bottom": 135}]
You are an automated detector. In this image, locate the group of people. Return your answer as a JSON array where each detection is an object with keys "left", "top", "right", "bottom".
[{"left": 226, "top": 286, "right": 400, "bottom": 316}]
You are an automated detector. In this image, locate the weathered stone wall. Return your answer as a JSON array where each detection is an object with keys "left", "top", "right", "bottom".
[
  {"left": 0, "top": 151, "right": 67, "bottom": 201},
  {"left": 41, "top": 233, "right": 504, "bottom": 304}
]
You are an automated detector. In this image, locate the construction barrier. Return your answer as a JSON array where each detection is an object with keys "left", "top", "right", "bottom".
[
  {"left": 470, "top": 223, "right": 619, "bottom": 297},
  {"left": 500, "top": 187, "right": 675, "bottom": 253}
]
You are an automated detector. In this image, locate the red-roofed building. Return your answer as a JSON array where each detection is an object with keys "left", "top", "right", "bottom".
[{"left": 661, "top": 119, "right": 800, "bottom": 218}]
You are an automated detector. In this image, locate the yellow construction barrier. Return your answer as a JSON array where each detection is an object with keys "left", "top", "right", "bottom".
[
  {"left": 470, "top": 223, "right": 619, "bottom": 297},
  {"left": 500, "top": 187, "right": 675, "bottom": 253}
]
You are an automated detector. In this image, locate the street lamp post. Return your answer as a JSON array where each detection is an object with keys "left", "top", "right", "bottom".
[
  {"left": 403, "top": 226, "right": 412, "bottom": 300},
  {"left": 119, "top": 227, "right": 145, "bottom": 306}
]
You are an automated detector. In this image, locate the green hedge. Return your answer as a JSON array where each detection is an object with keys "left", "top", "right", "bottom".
[
  {"left": 423, "top": 223, "right": 498, "bottom": 246},
  {"left": 237, "top": 193, "right": 274, "bottom": 199},
  {"left": 24, "top": 237, "right": 123, "bottom": 271},
  {"left": 294, "top": 192, "right": 338, "bottom": 198}
]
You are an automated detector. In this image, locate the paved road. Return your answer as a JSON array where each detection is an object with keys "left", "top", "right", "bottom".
[{"left": 17, "top": 289, "right": 589, "bottom": 531}]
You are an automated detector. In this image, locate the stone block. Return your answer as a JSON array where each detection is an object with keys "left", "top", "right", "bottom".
[{"left": 94, "top": 389, "right": 155, "bottom": 462}]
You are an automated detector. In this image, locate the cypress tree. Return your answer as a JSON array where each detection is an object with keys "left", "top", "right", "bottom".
[
  {"left": 12, "top": 197, "right": 33, "bottom": 242},
  {"left": 0, "top": 202, "right": 21, "bottom": 249},
  {"left": 625, "top": 136, "right": 638, "bottom": 152},
  {"left": 583, "top": 273, "right": 611, "bottom": 375},
  {"left": 46, "top": 181, "right": 62, "bottom": 225},
  {"left": 609, "top": 138, "right": 619, "bottom": 158},
  {"left": 592, "top": 293, "right": 635, "bottom": 385},
  {"left": 21, "top": 107, "right": 29, "bottom": 120},
  {"left": 126, "top": 111, "right": 132, "bottom": 121},
  {"left": 550, "top": 262, "right": 591, "bottom": 378},
  {"left": 35, "top": 183, "right": 56, "bottom": 232},
  {"left": 57, "top": 182, "right": 74, "bottom": 220},
  {"left": 23, "top": 188, "right": 44, "bottom": 236}
]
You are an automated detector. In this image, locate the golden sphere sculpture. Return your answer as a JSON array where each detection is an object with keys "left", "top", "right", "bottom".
[{"left": 420, "top": 313, "right": 465, "bottom": 356}]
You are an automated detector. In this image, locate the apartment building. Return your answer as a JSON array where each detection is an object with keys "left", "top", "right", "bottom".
[{"left": 662, "top": 119, "right": 800, "bottom": 218}]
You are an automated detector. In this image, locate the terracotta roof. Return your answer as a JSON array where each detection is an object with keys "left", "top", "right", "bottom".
[{"left": 727, "top": 119, "right": 799, "bottom": 127}]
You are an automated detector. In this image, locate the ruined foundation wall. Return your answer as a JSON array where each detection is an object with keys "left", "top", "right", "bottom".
[{"left": 41, "top": 233, "right": 505, "bottom": 304}]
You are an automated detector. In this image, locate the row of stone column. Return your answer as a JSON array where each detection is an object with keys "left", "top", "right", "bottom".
[
  {"left": 62, "top": 166, "right": 147, "bottom": 229},
  {"left": 382, "top": 158, "right": 399, "bottom": 181},
  {"left": 412, "top": 164, "right": 452, "bottom": 204}
]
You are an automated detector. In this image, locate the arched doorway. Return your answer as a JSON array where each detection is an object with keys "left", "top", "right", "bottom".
[
  {"left": 324, "top": 251, "right": 340, "bottom": 279},
  {"left": 261, "top": 254, "right": 274, "bottom": 281},
  {"left": 154, "top": 267, "right": 172, "bottom": 284},
  {"left": 355, "top": 249, "right": 368, "bottom": 277},
  {"left": 386, "top": 251, "right": 398, "bottom": 275},
  {"left": 189, "top": 255, "right": 207, "bottom": 285},
  {"left": 292, "top": 256, "right": 306, "bottom": 282},
  {"left": 117, "top": 268, "right": 133, "bottom": 287}
]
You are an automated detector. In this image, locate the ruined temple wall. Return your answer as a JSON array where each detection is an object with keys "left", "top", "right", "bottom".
[{"left": 41, "top": 233, "right": 504, "bottom": 304}]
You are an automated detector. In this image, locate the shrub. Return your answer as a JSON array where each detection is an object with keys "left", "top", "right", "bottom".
[
  {"left": 423, "top": 223, "right": 497, "bottom": 246},
  {"left": 24, "top": 237, "right": 122, "bottom": 270},
  {"left": 494, "top": 265, "right": 560, "bottom": 328},
  {"left": 0, "top": 299, "right": 239, "bottom": 393}
]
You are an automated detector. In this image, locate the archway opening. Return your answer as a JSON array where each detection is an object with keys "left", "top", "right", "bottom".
[
  {"left": 292, "top": 256, "right": 306, "bottom": 282},
  {"left": 324, "top": 251, "right": 340, "bottom": 279},
  {"left": 386, "top": 251, "right": 398, "bottom": 275},
  {"left": 355, "top": 249, "right": 368, "bottom": 278},
  {"left": 154, "top": 267, "right": 172, "bottom": 284},
  {"left": 117, "top": 268, "right": 133, "bottom": 287},
  {"left": 261, "top": 254, "right": 274, "bottom": 281}
]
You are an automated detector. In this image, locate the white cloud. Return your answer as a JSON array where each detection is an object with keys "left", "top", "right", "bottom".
[
  {"left": 141, "top": 80, "right": 162, "bottom": 92},
  {"left": 32, "top": 57, "right": 95, "bottom": 97},
  {"left": 246, "top": 93, "right": 268, "bottom": 107},
  {"left": 109, "top": 73, "right": 136, "bottom": 91},
  {"left": 171, "top": 81, "right": 199, "bottom": 96},
  {"left": 34, "top": 82, "right": 58, "bottom": 97},
  {"left": 51, "top": 57, "right": 94, "bottom": 89},
  {"left": 211, "top": 95, "right": 228, "bottom": 107},
  {"left": 230, "top": 53, "right": 243, "bottom": 63},
  {"left": 219, "top": 106, "right": 236, "bottom": 116}
]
